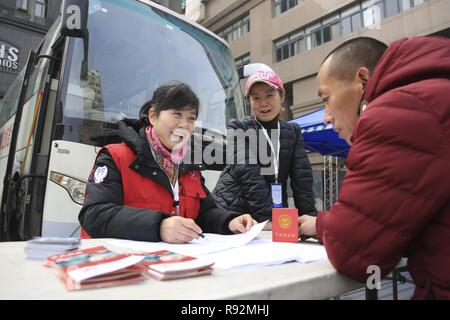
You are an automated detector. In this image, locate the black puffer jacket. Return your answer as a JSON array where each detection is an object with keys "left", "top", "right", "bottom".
[{"left": 212, "top": 116, "right": 317, "bottom": 222}]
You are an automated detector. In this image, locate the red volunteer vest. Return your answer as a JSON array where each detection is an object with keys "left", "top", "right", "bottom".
[{"left": 81, "top": 143, "right": 206, "bottom": 239}]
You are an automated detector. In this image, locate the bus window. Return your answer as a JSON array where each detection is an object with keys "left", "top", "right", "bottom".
[
  {"left": 24, "top": 17, "right": 61, "bottom": 102},
  {"left": 56, "top": 0, "right": 245, "bottom": 147},
  {"left": 0, "top": 69, "right": 24, "bottom": 130}
]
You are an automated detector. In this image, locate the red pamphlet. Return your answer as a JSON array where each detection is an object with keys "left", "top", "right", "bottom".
[
  {"left": 272, "top": 208, "right": 299, "bottom": 243},
  {"left": 45, "top": 246, "right": 146, "bottom": 290}
]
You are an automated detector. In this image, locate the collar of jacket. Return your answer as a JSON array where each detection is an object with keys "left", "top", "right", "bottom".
[
  {"left": 256, "top": 117, "right": 279, "bottom": 129},
  {"left": 237, "top": 116, "right": 289, "bottom": 132}
]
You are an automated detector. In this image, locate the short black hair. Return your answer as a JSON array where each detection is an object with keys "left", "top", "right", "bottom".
[
  {"left": 322, "top": 37, "right": 388, "bottom": 81},
  {"left": 139, "top": 81, "right": 200, "bottom": 125}
]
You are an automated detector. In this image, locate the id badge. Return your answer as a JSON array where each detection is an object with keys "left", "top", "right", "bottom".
[{"left": 271, "top": 183, "right": 282, "bottom": 208}]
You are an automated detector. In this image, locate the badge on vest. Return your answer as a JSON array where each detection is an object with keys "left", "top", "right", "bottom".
[{"left": 94, "top": 166, "right": 108, "bottom": 183}]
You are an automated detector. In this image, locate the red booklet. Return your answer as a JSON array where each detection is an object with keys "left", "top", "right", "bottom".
[
  {"left": 135, "top": 250, "right": 195, "bottom": 266},
  {"left": 135, "top": 250, "right": 214, "bottom": 281},
  {"left": 46, "top": 247, "right": 215, "bottom": 289},
  {"left": 272, "top": 208, "right": 299, "bottom": 243},
  {"left": 45, "top": 246, "right": 147, "bottom": 290}
]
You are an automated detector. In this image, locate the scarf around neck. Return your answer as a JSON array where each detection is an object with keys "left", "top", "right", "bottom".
[{"left": 145, "top": 126, "right": 187, "bottom": 185}]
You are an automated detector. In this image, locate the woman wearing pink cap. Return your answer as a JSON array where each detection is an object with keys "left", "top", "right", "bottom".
[{"left": 212, "top": 69, "right": 317, "bottom": 223}]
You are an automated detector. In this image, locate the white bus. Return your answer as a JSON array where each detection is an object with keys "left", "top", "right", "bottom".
[{"left": 0, "top": 0, "right": 246, "bottom": 241}]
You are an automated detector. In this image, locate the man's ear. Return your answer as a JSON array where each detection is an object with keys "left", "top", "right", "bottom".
[{"left": 356, "top": 67, "right": 370, "bottom": 88}]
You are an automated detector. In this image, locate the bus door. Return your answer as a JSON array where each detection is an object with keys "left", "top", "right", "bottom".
[
  {"left": 0, "top": 52, "right": 36, "bottom": 241},
  {"left": 0, "top": 18, "right": 63, "bottom": 241}
]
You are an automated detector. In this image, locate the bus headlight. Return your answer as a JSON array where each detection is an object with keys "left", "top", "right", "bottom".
[{"left": 50, "top": 172, "right": 86, "bottom": 205}]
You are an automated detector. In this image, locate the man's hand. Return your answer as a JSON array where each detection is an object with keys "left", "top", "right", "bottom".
[
  {"left": 160, "top": 216, "right": 202, "bottom": 243},
  {"left": 298, "top": 215, "right": 317, "bottom": 237},
  {"left": 229, "top": 214, "right": 257, "bottom": 233}
]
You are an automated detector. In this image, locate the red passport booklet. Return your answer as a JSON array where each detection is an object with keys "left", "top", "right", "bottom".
[
  {"left": 45, "top": 246, "right": 146, "bottom": 290},
  {"left": 272, "top": 208, "right": 299, "bottom": 243},
  {"left": 134, "top": 250, "right": 214, "bottom": 281}
]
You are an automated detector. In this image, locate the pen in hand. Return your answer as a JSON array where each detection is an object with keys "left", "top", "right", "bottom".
[{"left": 198, "top": 233, "right": 208, "bottom": 241}]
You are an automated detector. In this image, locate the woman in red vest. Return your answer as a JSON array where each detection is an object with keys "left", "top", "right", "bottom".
[{"left": 79, "top": 81, "right": 256, "bottom": 243}]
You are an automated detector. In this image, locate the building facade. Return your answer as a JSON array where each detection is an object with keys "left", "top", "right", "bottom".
[
  {"left": 187, "top": 0, "right": 450, "bottom": 118},
  {"left": 0, "top": 0, "right": 62, "bottom": 100},
  {"left": 154, "top": 0, "right": 185, "bottom": 14},
  {"left": 186, "top": 0, "right": 450, "bottom": 208}
]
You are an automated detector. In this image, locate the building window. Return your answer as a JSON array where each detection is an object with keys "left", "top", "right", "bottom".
[
  {"left": 217, "top": 15, "right": 250, "bottom": 43},
  {"left": 363, "top": 3, "right": 380, "bottom": 27},
  {"left": 276, "top": 32, "right": 306, "bottom": 62},
  {"left": 341, "top": 5, "right": 362, "bottom": 36},
  {"left": 351, "top": 11, "right": 362, "bottom": 31},
  {"left": 322, "top": 15, "right": 341, "bottom": 43},
  {"left": 235, "top": 53, "right": 250, "bottom": 78},
  {"left": 290, "top": 31, "right": 304, "bottom": 57},
  {"left": 401, "top": 0, "right": 425, "bottom": 11},
  {"left": 35, "top": 0, "right": 47, "bottom": 18},
  {"left": 16, "top": 0, "right": 28, "bottom": 11},
  {"left": 275, "top": 38, "right": 289, "bottom": 61},
  {"left": 274, "top": 0, "right": 427, "bottom": 62},
  {"left": 401, "top": 0, "right": 412, "bottom": 10},
  {"left": 305, "top": 24, "right": 322, "bottom": 50},
  {"left": 273, "top": 0, "right": 302, "bottom": 16},
  {"left": 385, "top": 0, "right": 399, "bottom": 17},
  {"left": 362, "top": 0, "right": 424, "bottom": 28}
]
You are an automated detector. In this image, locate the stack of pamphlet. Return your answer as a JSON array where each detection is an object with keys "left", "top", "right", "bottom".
[
  {"left": 45, "top": 245, "right": 147, "bottom": 290},
  {"left": 24, "top": 237, "right": 81, "bottom": 260},
  {"left": 43, "top": 247, "right": 215, "bottom": 290},
  {"left": 136, "top": 250, "right": 215, "bottom": 280}
]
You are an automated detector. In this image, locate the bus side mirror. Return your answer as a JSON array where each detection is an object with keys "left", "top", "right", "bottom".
[
  {"left": 61, "top": 0, "right": 88, "bottom": 38},
  {"left": 60, "top": 0, "right": 89, "bottom": 82}
]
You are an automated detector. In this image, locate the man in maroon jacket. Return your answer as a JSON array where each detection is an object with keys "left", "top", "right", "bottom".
[{"left": 299, "top": 36, "right": 450, "bottom": 299}]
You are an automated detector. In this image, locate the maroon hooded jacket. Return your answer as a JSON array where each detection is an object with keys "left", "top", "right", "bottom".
[{"left": 316, "top": 36, "right": 450, "bottom": 299}]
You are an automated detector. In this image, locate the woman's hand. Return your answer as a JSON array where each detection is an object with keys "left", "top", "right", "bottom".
[
  {"left": 160, "top": 216, "right": 203, "bottom": 243},
  {"left": 229, "top": 214, "right": 257, "bottom": 233}
]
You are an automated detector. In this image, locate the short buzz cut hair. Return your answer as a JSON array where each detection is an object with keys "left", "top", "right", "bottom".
[{"left": 322, "top": 37, "right": 388, "bottom": 81}]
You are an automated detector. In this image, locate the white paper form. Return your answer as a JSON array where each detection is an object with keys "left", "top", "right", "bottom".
[
  {"left": 204, "top": 239, "right": 328, "bottom": 270},
  {"left": 107, "top": 221, "right": 268, "bottom": 257}
]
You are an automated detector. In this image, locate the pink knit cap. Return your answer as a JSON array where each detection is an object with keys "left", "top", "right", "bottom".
[{"left": 244, "top": 70, "right": 285, "bottom": 97}]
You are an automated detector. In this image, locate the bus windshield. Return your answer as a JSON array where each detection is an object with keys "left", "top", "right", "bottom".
[{"left": 58, "top": 0, "right": 245, "bottom": 146}]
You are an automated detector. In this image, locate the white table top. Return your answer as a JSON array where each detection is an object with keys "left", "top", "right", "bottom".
[{"left": 0, "top": 232, "right": 364, "bottom": 300}]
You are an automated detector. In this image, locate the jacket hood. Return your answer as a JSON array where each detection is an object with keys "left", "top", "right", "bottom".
[
  {"left": 364, "top": 36, "right": 450, "bottom": 103},
  {"left": 118, "top": 118, "right": 146, "bottom": 155}
]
